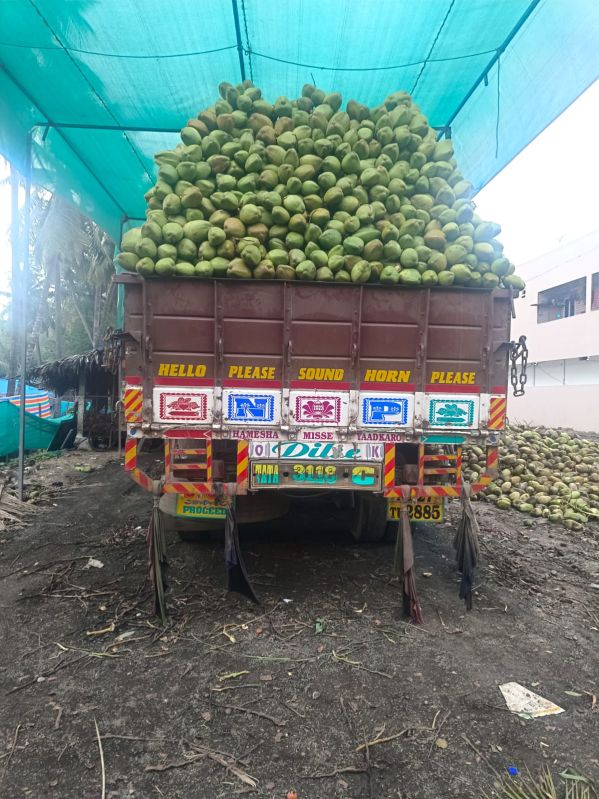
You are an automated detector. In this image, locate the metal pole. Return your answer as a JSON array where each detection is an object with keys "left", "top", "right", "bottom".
[
  {"left": 76, "top": 368, "right": 86, "bottom": 441},
  {"left": 443, "top": 0, "right": 541, "bottom": 131},
  {"left": 7, "top": 164, "right": 20, "bottom": 397},
  {"left": 117, "top": 361, "right": 122, "bottom": 460},
  {"left": 34, "top": 121, "right": 181, "bottom": 133},
  {"left": 116, "top": 215, "right": 126, "bottom": 330},
  {"left": 17, "top": 130, "right": 32, "bottom": 501},
  {"left": 230, "top": 0, "right": 247, "bottom": 81}
]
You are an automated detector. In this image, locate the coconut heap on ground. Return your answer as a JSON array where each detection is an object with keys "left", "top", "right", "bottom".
[
  {"left": 467, "top": 427, "right": 599, "bottom": 531},
  {"left": 118, "top": 80, "right": 525, "bottom": 289}
]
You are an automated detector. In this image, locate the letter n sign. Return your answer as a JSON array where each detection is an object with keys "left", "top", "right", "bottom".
[{"left": 223, "top": 390, "right": 280, "bottom": 425}]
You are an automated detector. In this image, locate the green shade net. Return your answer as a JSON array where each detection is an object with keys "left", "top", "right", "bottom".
[
  {"left": 0, "top": 402, "right": 73, "bottom": 457},
  {"left": 0, "top": 0, "right": 598, "bottom": 239}
]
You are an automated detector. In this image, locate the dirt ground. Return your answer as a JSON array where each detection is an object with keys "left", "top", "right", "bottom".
[{"left": 0, "top": 450, "right": 598, "bottom": 799}]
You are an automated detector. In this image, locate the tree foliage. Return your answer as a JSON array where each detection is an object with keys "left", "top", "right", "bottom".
[{"left": 0, "top": 185, "right": 116, "bottom": 381}]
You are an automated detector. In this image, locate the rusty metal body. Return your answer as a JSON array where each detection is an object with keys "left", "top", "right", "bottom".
[{"left": 117, "top": 275, "right": 511, "bottom": 502}]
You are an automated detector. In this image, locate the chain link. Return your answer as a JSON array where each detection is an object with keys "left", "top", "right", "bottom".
[{"left": 510, "top": 335, "right": 528, "bottom": 396}]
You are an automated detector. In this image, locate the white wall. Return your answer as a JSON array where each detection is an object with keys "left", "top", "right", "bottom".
[
  {"left": 508, "top": 385, "right": 599, "bottom": 433},
  {"left": 513, "top": 230, "right": 599, "bottom": 362},
  {"left": 529, "top": 357, "right": 599, "bottom": 387},
  {"left": 506, "top": 232, "right": 599, "bottom": 432}
]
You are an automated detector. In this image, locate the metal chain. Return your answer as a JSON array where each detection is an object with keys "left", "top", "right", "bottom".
[{"left": 510, "top": 335, "right": 528, "bottom": 396}]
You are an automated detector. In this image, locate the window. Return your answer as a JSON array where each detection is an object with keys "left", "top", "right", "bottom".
[
  {"left": 592, "top": 272, "right": 599, "bottom": 311},
  {"left": 537, "top": 277, "right": 586, "bottom": 324},
  {"left": 564, "top": 297, "right": 575, "bottom": 317}
]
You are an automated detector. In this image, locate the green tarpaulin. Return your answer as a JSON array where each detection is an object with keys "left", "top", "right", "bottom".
[
  {"left": 0, "top": 1, "right": 598, "bottom": 239},
  {"left": 0, "top": 402, "right": 74, "bottom": 458}
]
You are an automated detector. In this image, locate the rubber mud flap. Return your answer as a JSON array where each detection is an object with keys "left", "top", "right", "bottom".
[{"left": 224, "top": 504, "right": 259, "bottom": 603}]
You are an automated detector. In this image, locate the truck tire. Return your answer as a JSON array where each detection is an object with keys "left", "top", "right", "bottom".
[{"left": 349, "top": 494, "right": 390, "bottom": 543}]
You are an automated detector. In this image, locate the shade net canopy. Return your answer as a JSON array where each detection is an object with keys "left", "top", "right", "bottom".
[{"left": 1, "top": 0, "right": 598, "bottom": 239}]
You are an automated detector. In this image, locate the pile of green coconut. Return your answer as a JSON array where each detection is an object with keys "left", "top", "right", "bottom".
[
  {"left": 117, "top": 79, "right": 525, "bottom": 290},
  {"left": 466, "top": 427, "right": 599, "bottom": 531}
]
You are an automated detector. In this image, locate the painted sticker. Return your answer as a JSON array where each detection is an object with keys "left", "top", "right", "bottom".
[
  {"left": 175, "top": 495, "right": 228, "bottom": 519},
  {"left": 359, "top": 394, "right": 410, "bottom": 427},
  {"left": 251, "top": 462, "right": 280, "bottom": 485},
  {"left": 153, "top": 389, "right": 212, "bottom": 423},
  {"left": 249, "top": 441, "right": 384, "bottom": 460},
  {"left": 290, "top": 392, "right": 349, "bottom": 426},
  {"left": 223, "top": 390, "right": 280, "bottom": 425},
  {"left": 296, "top": 396, "right": 340, "bottom": 422},
  {"left": 251, "top": 462, "right": 380, "bottom": 488},
  {"left": 428, "top": 398, "right": 476, "bottom": 428}
]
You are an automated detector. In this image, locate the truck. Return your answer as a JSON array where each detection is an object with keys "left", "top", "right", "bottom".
[{"left": 117, "top": 274, "right": 518, "bottom": 541}]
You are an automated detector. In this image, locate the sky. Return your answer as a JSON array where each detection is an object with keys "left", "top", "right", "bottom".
[
  {"left": 0, "top": 78, "right": 598, "bottom": 302},
  {"left": 474, "top": 78, "right": 599, "bottom": 266}
]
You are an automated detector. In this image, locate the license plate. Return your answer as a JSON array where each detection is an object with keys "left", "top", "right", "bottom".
[
  {"left": 387, "top": 497, "right": 444, "bottom": 523},
  {"left": 250, "top": 461, "right": 381, "bottom": 490},
  {"left": 175, "top": 494, "right": 229, "bottom": 519}
]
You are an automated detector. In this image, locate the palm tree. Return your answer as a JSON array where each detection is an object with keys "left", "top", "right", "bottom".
[
  {"left": 82, "top": 218, "right": 116, "bottom": 347},
  {"left": 1, "top": 157, "right": 117, "bottom": 379},
  {"left": 26, "top": 195, "right": 82, "bottom": 367},
  {"left": 27, "top": 195, "right": 115, "bottom": 365}
]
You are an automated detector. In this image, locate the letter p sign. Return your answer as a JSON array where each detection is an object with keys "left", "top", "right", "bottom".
[{"left": 361, "top": 396, "right": 409, "bottom": 426}]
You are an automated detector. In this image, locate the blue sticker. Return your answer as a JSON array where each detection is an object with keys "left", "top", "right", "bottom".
[
  {"left": 361, "top": 397, "right": 409, "bottom": 426},
  {"left": 227, "top": 393, "right": 275, "bottom": 422},
  {"left": 429, "top": 399, "right": 475, "bottom": 427}
]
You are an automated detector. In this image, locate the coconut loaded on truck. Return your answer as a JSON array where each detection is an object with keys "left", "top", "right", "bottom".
[{"left": 116, "top": 80, "right": 526, "bottom": 618}]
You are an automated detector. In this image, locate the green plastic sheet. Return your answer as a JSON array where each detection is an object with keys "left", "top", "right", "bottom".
[
  {"left": 0, "top": 402, "right": 74, "bottom": 458},
  {"left": 0, "top": 0, "right": 598, "bottom": 239}
]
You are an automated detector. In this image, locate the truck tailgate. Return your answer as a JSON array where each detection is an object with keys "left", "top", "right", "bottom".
[{"left": 119, "top": 275, "right": 511, "bottom": 433}]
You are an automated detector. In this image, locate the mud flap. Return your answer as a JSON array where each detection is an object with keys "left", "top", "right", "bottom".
[
  {"left": 393, "top": 490, "right": 423, "bottom": 624},
  {"left": 454, "top": 483, "right": 481, "bottom": 610},
  {"left": 225, "top": 503, "right": 259, "bottom": 604},
  {"left": 147, "top": 498, "right": 168, "bottom": 624}
]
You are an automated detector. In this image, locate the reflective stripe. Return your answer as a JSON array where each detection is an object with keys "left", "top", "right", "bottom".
[
  {"left": 206, "top": 439, "right": 213, "bottom": 482},
  {"left": 488, "top": 397, "right": 507, "bottom": 429},
  {"left": 383, "top": 444, "right": 395, "bottom": 489},
  {"left": 123, "top": 387, "right": 142, "bottom": 422},
  {"left": 236, "top": 440, "right": 249, "bottom": 486},
  {"left": 124, "top": 438, "right": 137, "bottom": 470},
  {"left": 129, "top": 468, "right": 154, "bottom": 492}
]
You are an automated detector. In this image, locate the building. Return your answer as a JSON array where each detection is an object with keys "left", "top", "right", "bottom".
[{"left": 508, "top": 229, "right": 599, "bottom": 432}]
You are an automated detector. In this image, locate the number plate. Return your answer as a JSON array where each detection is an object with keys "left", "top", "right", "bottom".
[
  {"left": 250, "top": 461, "right": 381, "bottom": 490},
  {"left": 387, "top": 497, "right": 444, "bottom": 523},
  {"left": 175, "top": 494, "right": 229, "bottom": 519}
]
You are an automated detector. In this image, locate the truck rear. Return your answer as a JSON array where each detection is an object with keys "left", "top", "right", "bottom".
[{"left": 118, "top": 275, "right": 512, "bottom": 539}]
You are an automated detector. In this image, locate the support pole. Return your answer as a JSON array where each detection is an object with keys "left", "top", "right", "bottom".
[
  {"left": 231, "top": 0, "right": 247, "bottom": 82},
  {"left": 116, "top": 216, "right": 126, "bottom": 329},
  {"left": 443, "top": 0, "right": 541, "bottom": 132},
  {"left": 117, "top": 361, "right": 122, "bottom": 460},
  {"left": 17, "top": 130, "right": 32, "bottom": 501},
  {"left": 76, "top": 368, "right": 86, "bottom": 441},
  {"left": 7, "top": 164, "right": 20, "bottom": 397}
]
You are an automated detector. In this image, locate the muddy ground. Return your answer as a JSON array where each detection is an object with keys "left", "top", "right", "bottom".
[{"left": 0, "top": 451, "right": 597, "bottom": 799}]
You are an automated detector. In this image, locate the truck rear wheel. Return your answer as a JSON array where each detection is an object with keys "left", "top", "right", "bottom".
[{"left": 349, "top": 494, "right": 390, "bottom": 542}]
